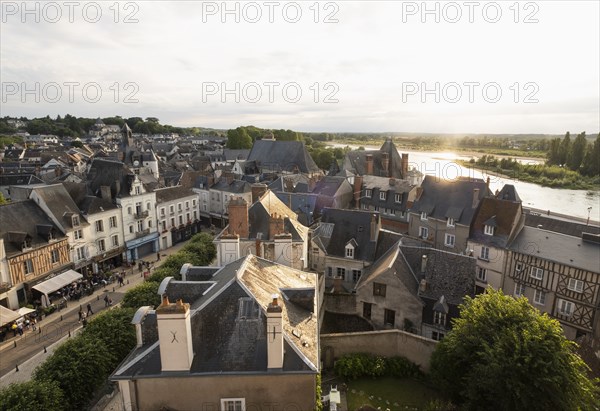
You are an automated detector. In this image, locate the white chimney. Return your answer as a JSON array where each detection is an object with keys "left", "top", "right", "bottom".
[
  {"left": 267, "top": 294, "right": 284, "bottom": 369},
  {"left": 421, "top": 255, "right": 428, "bottom": 274},
  {"left": 472, "top": 188, "right": 480, "bottom": 208},
  {"left": 156, "top": 296, "right": 194, "bottom": 372}
]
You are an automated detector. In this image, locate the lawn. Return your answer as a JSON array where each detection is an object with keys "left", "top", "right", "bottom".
[{"left": 346, "top": 377, "right": 443, "bottom": 410}]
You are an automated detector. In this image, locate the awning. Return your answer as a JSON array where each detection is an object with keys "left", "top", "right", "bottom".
[
  {"left": 17, "top": 307, "right": 35, "bottom": 317},
  {"left": 0, "top": 305, "right": 20, "bottom": 327},
  {"left": 32, "top": 269, "right": 83, "bottom": 307}
]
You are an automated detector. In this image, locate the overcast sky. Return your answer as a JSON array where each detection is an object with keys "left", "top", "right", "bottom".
[{"left": 1, "top": 1, "right": 598, "bottom": 133}]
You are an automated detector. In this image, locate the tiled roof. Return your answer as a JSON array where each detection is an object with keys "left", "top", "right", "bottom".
[{"left": 247, "top": 140, "right": 321, "bottom": 174}]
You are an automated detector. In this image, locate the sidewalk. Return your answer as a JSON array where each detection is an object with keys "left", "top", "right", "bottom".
[{"left": 0, "top": 240, "right": 190, "bottom": 386}]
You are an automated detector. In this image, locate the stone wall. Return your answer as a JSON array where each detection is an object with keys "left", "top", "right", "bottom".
[{"left": 321, "top": 329, "right": 437, "bottom": 372}]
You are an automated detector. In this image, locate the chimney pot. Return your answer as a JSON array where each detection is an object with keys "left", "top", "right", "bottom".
[{"left": 421, "top": 255, "right": 428, "bottom": 273}]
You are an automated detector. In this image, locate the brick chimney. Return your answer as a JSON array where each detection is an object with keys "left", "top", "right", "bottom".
[
  {"left": 225, "top": 172, "right": 234, "bottom": 185},
  {"left": 365, "top": 154, "right": 373, "bottom": 175},
  {"left": 267, "top": 294, "right": 284, "bottom": 369},
  {"left": 269, "top": 213, "right": 285, "bottom": 239},
  {"left": 251, "top": 183, "right": 268, "bottom": 203},
  {"left": 227, "top": 197, "right": 249, "bottom": 238},
  {"left": 156, "top": 296, "right": 194, "bottom": 372},
  {"left": 472, "top": 188, "right": 480, "bottom": 208},
  {"left": 100, "top": 185, "right": 111, "bottom": 201},
  {"left": 381, "top": 152, "right": 389, "bottom": 176},
  {"left": 353, "top": 175, "right": 363, "bottom": 208},
  {"left": 401, "top": 153, "right": 409, "bottom": 178}
]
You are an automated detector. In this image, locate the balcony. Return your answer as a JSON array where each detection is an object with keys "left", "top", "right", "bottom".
[
  {"left": 134, "top": 210, "right": 149, "bottom": 219},
  {"left": 0, "top": 282, "right": 11, "bottom": 293},
  {"left": 135, "top": 228, "right": 150, "bottom": 238}
]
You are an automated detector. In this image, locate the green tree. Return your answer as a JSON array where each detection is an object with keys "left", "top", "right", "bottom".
[
  {"left": 0, "top": 192, "right": 8, "bottom": 205},
  {"left": 558, "top": 132, "right": 571, "bottom": 165},
  {"left": 34, "top": 336, "right": 113, "bottom": 411},
  {"left": 226, "top": 127, "right": 253, "bottom": 149},
  {"left": 430, "top": 289, "right": 599, "bottom": 411},
  {"left": 581, "top": 134, "right": 600, "bottom": 177},
  {"left": 183, "top": 232, "right": 217, "bottom": 265},
  {"left": 546, "top": 137, "right": 561, "bottom": 165},
  {"left": 0, "top": 380, "right": 64, "bottom": 411},
  {"left": 567, "top": 132, "right": 587, "bottom": 171},
  {"left": 121, "top": 281, "right": 161, "bottom": 308},
  {"left": 81, "top": 307, "right": 137, "bottom": 368}
]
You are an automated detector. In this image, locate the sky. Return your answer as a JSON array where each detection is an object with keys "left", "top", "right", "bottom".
[{"left": 1, "top": 1, "right": 599, "bottom": 133}]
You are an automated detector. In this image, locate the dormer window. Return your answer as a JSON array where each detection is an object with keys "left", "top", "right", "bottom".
[
  {"left": 22, "top": 238, "right": 32, "bottom": 250},
  {"left": 421, "top": 212, "right": 427, "bottom": 221},
  {"left": 345, "top": 240, "right": 356, "bottom": 258},
  {"left": 394, "top": 193, "right": 402, "bottom": 203},
  {"left": 484, "top": 225, "right": 494, "bottom": 236},
  {"left": 433, "top": 311, "right": 446, "bottom": 326},
  {"left": 379, "top": 191, "right": 387, "bottom": 201},
  {"left": 365, "top": 189, "right": 372, "bottom": 198},
  {"left": 72, "top": 216, "right": 80, "bottom": 227},
  {"left": 447, "top": 218, "right": 455, "bottom": 227}
]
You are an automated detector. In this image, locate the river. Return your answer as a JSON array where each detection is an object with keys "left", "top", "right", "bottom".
[{"left": 328, "top": 143, "right": 600, "bottom": 223}]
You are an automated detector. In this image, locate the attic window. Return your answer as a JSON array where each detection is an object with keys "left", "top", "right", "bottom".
[
  {"left": 484, "top": 225, "right": 494, "bottom": 236},
  {"left": 22, "top": 238, "right": 32, "bottom": 250},
  {"left": 365, "top": 189, "right": 372, "bottom": 198},
  {"left": 447, "top": 218, "right": 455, "bottom": 227},
  {"left": 72, "top": 216, "right": 80, "bottom": 227},
  {"left": 345, "top": 244, "right": 355, "bottom": 258},
  {"left": 237, "top": 297, "right": 259, "bottom": 320},
  {"left": 421, "top": 212, "right": 427, "bottom": 221}
]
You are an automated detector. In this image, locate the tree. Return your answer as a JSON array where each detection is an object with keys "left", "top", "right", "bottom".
[
  {"left": 558, "top": 132, "right": 571, "bottom": 165},
  {"left": 183, "top": 232, "right": 217, "bottom": 265},
  {"left": 567, "top": 132, "right": 587, "bottom": 171},
  {"left": 34, "top": 336, "right": 113, "bottom": 411},
  {"left": 546, "top": 137, "right": 561, "bottom": 165},
  {"left": 0, "top": 380, "right": 64, "bottom": 411},
  {"left": 226, "top": 127, "right": 252, "bottom": 149},
  {"left": 430, "top": 289, "right": 599, "bottom": 411},
  {"left": 581, "top": 134, "right": 600, "bottom": 177},
  {"left": 121, "top": 281, "right": 161, "bottom": 308},
  {"left": 0, "top": 192, "right": 8, "bottom": 205}
]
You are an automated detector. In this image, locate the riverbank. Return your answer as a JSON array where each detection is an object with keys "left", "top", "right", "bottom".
[{"left": 457, "top": 160, "right": 600, "bottom": 191}]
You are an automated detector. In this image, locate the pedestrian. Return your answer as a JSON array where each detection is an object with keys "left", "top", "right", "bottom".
[
  {"left": 157, "top": 251, "right": 161, "bottom": 262},
  {"left": 118, "top": 274, "right": 124, "bottom": 287},
  {"left": 17, "top": 323, "right": 23, "bottom": 336},
  {"left": 138, "top": 261, "right": 143, "bottom": 273},
  {"left": 86, "top": 303, "right": 93, "bottom": 316},
  {"left": 78, "top": 309, "right": 83, "bottom": 323},
  {"left": 104, "top": 294, "right": 110, "bottom": 307},
  {"left": 108, "top": 298, "right": 113, "bottom": 306},
  {"left": 31, "top": 318, "right": 36, "bottom": 331},
  {"left": 11, "top": 322, "right": 17, "bottom": 337}
]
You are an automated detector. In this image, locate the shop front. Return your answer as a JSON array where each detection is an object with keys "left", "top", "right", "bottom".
[{"left": 125, "top": 232, "right": 159, "bottom": 263}]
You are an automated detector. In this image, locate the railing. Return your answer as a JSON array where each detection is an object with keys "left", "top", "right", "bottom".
[
  {"left": 134, "top": 211, "right": 149, "bottom": 219},
  {"left": 135, "top": 228, "right": 150, "bottom": 238}
]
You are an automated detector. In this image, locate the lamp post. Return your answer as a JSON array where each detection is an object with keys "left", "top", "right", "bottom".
[{"left": 587, "top": 207, "right": 592, "bottom": 226}]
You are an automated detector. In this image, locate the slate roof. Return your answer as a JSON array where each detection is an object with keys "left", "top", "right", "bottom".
[
  {"left": 320, "top": 312, "right": 374, "bottom": 334},
  {"left": 223, "top": 149, "right": 251, "bottom": 161},
  {"left": 211, "top": 179, "right": 252, "bottom": 194},
  {"left": 342, "top": 139, "right": 405, "bottom": 178},
  {"left": 246, "top": 191, "right": 308, "bottom": 241},
  {"left": 0, "top": 174, "right": 44, "bottom": 187},
  {"left": 155, "top": 186, "right": 196, "bottom": 204},
  {"left": 111, "top": 255, "right": 318, "bottom": 380},
  {"left": 410, "top": 176, "right": 492, "bottom": 226},
  {"left": 247, "top": 140, "right": 321, "bottom": 174},
  {"left": 470, "top": 194, "right": 523, "bottom": 248},
  {"left": 274, "top": 192, "right": 318, "bottom": 226},
  {"left": 268, "top": 174, "right": 309, "bottom": 193},
  {"left": 318, "top": 208, "right": 380, "bottom": 261},
  {"left": 0, "top": 200, "right": 67, "bottom": 257},
  {"left": 508, "top": 226, "right": 600, "bottom": 273},
  {"left": 312, "top": 176, "right": 350, "bottom": 197},
  {"left": 523, "top": 212, "right": 600, "bottom": 237},
  {"left": 86, "top": 158, "right": 132, "bottom": 198},
  {"left": 31, "top": 184, "right": 86, "bottom": 230}
]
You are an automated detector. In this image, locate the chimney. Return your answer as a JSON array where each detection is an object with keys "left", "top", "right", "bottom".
[
  {"left": 421, "top": 255, "right": 428, "bottom": 274},
  {"left": 486, "top": 177, "right": 490, "bottom": 190},
  {"left": 225, "top": 172, "right": 234, "bottom": 185},
  {"left": 274, "top": 233, "right": 293, "bottom": 267},
  {"left": 381, "top": 152, "right": 389, "bottom": 176},
  {"left": 370, "top": 213, "right": 380, "bottom": 242},
  {"left": 255, "top": 238, "right": 262, "bottom": 257},
  {"left": 401, "top": 153, "right": 409, "bottom": 178},
  {"left": 131, "top": 306, "right": 152, "bottom": 348},
  {"left": 353, "top": 175, "right": 363, "bottom": 208},
  {"left": 419, "top": 279, "right": 427, "bottom": 293},
  {"left": 100, "top": 185, "right": 111, "bottom": 201},
  {"left": 308, "top": 176, "right": 317, "bottom": 192},
  {"left": 227, "top": 197, "right": 249, "bottom": 238},
  {"left": 333, "top": 276, "right": 344, "bottom": 293},
  {"left": 251, "top": 183, "right": 268, "bottom": 203},
  {"left": 365, "top": 154, "right": 373, "bottom": 175},
  {"left": 156, "top": 297, "right": 194, "bottom": 372},
  {"left": 267, "top": 294, "right": 284, "bottom": 369},
  {"left": 472, "top": 188, "right": 480, "bottom": 208},
  {"left": 269, "top": 213, "right": 285, "bottom": 238},
  {"left": 389, "top": 178, "right": 396, "bottom": 186}
]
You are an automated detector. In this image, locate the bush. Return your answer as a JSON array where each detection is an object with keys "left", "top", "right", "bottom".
[
  {"left": 0, "top": 380, "right": 64, "bottom": 411},
  {"left": 34, "top": 336, "right": 113, "bottom": 410},
  {"left": 386, "top": 356, "right": 422, "bottom": 379},
  {"left": 121, "top": 281, "right": 161, "bottom": 309},
  {"left": 146, "top": 267, "right": 176, "bottom": 283},
  {"left": 334, "top": 353, "right": 420, "bottom": 381}
]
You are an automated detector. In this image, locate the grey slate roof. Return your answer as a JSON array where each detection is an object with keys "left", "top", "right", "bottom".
[
  {"left": 410, "top": 176, "right": 491, "bottom": 226},
  {"left": 247, "top": 140, "right": 320, "bottom": 174},
  {"left": 31, "top": 184, "right": 86, "bottom": 230},
  {"left": 523, "top": 212, "right": 600, "bottom": 237},
  {"left": 319, "top": 208, "right": 380, "bottom": 261},
  {"left": 246, "top": 191, "right": 307, "bottom": 241},
  {"left": 155, "top": 186, "right": 196, "bottom": 204},
  {"left": 342, "top": 139, "right": 405, "bottom": 178},
  {"left": 508, "top": 226, "right": 600, "bottom": 273}
]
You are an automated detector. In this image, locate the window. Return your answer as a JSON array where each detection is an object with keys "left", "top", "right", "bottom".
[
  {"left": 444, "top": 233, "right": 455, "bottom": 247},
  {"left": 389, "top": 208, "right": 396, "bottom": 215},
  {"left": 76, "top": 247, "right": 85, "bottom": 260},
  {"left": 558, "top": 299, "right": 574, "bottom": 316},
  {"left": 419, "top": 226, "right": 429, "bottom": 239},
  {"left": 336, "top": 267, "right": 346, "bottom": 278},
  {"left": 352, "top": 269, "right": 362, "bottom": 282},
  {"left": 384, "top": 309, "right": 395, "bottom": 326},
  {"left": 516, "top": 262, "right": 524, "bottom": 272},
  {"left": 74, "top": 229, "right": 83, "bottom": 240},
  {"left": 480, "top": 246, "right": 490, "bottom": 260},
  {"left": 433, "top": 311, "right": 446, "bottom": 326},
  {"left": 178, "top": 203, "right": 182, "bottom": 211},
  {"left": 72, "top": 216, "right": 80, "bottom": 226},
  {"left": 111, "top": 235, "right": 119, "bottom": 247},
  {"left": 394, "top": 193, "right": 401, "bottom": 203},
  {"left": 327, "top": 267, "right": 333, "bottom": 277},
  {"left": 477, "top": 267, "right": 487, "bottom": 282},
  {"left": 137, "top": 221, "right": 144, "bottom": 232},
  {"left": 135, "top": 186, "right": 141, "bottom": 195},
  {"left": 530, "top": 267, "right": 544, "bottom": 280},
  {"left": 533, "top": 289, "right": 546, "bottom": 305},
  {"left": 95, "top": 220, "right": 104, "bottom": 232},
  {"left": 192, "top": 199, "right": 197, "bottom": 207},
  {"left": 98, "top": 239, "right": 106, "bottom": 252},
  {"left": 447, "top": 218, "right": 455, "bottom": 227},
  {"left": 379, "top": 191, "right": 387, "bottom": 201},
  {"left": 363, "top": 302, "right": 372, "bottom": 319},
  {"left": 514, "top": 283, "right": 525, "bottom": 297},
  {"left": 373, "top": 282, "right": 386, "bottom": 297},
  {"left": 127, "top": 207, "right": 132, "bottom": 215},
  {"left": 186, "top": 213, "right": 190, "bottom": 222},
  {"left": 185, "top": 201, "right": 189, "bottom": 209},
  {"left": 178, "top": 215, "right": 184, "bottom": 225},
  {"left": 345, "top": 245, "right": 354, "bottom": 258},
  {"left": 432, "top": 331, "right": 445, "bottom": 341},
  {"left": 568, "top": 278, "right": 584, "bottom": 293},
  {"left": 109, "top": 216, "right": 118, "bottom": 228},
  {"left": 160, "top": 207, "right": 165, "bottom": 217},
  {"left": 148, "top": 220, "right": 152, "bottom": 228},
  {"left": 193, "top": 211, "right": 198, "bottom": 220},
  {"left": 362, "top": 203, "right": 369, "bottom": 210},
  {"left": 484, "top": 224, "right": 494, "bottom": 235},
  {"left": 24, "top": 259, "right": 33, "bottom": 274},
  {"left": 365, "top": 189, "right": 372, "bottom": 198},
  {"left": 221, "top": 399, "right": 244, "bottom": 411},
  {"left": 420, "top": 212, "right": 427, "bottom": 220},
  {"left": 170, "top": 205, "right": 174, "bottom": 214},
  {"left": 162, "top": 221, "right": 167, "bottom": 231},
  {"left": 51, "top": 249, "right": 59, "bottom": 264},
  {"left": 129, "top": 225, "right": 134, "bottom": 234}
]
